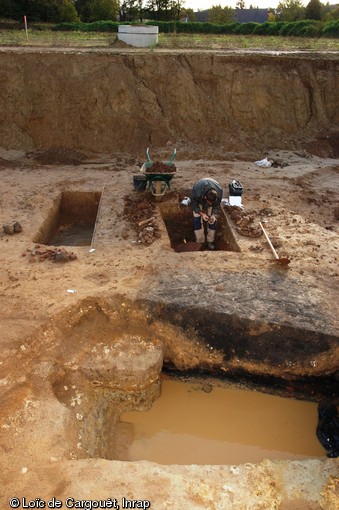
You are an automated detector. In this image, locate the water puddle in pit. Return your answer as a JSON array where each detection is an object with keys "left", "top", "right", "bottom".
[
  {"left": 119, "top": 379, "right": 325, "bottom": 465},
  {"left": 50, "top": 223, "right": 94, "bottom": 246}
]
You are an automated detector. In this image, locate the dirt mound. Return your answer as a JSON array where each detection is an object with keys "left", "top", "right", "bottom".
[
  {"left": 0, "top": 157, "right": 21, "bottom": 168},
  {"left": 28, "top": 148, "right": 87, "bottom": 166},
  {"left": 145, "top": 161, "right": 176, "bottom": 174},
  {"left": 109, "top": 37, "right": 131, "bottom": 48},
  {"left": 304, "top": 133, "right": 339, "bottom": 158}
]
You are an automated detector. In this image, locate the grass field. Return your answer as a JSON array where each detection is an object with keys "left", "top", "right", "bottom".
[{"left": 0, "top": 28, "right": 339, "bottom": 50}]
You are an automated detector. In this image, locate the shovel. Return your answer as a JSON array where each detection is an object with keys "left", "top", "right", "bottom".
[{"left": 259, "top": 222, "right": 290, "bottom": 266}]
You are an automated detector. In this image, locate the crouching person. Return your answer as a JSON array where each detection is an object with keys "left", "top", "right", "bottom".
[{"left": 190, "top": 178, "right": 223, "bottom": 250}]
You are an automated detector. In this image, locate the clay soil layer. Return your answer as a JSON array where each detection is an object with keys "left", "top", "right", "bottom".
[
  {"left": 0, "top": 47, "right": 338, "bottom": 509},
  {"left": 0, "top": 48, "right": 339, "bottom": 155}
]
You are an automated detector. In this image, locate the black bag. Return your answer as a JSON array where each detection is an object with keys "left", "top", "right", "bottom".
[{"left": 229, "top": 180, "right": 243, "bottom": 196}]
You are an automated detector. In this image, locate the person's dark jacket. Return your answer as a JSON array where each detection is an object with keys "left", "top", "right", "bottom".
[{"left": 190, "top": 178, "right": 223, "bottom": 216}]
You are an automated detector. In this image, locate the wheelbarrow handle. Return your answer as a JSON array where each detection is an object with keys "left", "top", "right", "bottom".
[
  {"left": 166, "top": 148, "right": 177, "bottom": 165},
  {"left": 146, "top": 147, "right": 152, "bottom": 164}
]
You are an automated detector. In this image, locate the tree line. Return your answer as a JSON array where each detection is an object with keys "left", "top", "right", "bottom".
[
  {"left": 0, "top": 0, "right": 185, "bottom": 23},
  {"left": 0, "top": 0, "right": 338, "bottom": 24}
]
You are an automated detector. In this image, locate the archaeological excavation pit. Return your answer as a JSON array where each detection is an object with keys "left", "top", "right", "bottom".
[
  {"left": 158, "top": 202, "right": 241, "bottom": 252},
  {"left": 34, "top": 191, "right": 101, "bottom": 246},
  {"left": 29, "top": 297, "right": 336, "bottom": 465}
]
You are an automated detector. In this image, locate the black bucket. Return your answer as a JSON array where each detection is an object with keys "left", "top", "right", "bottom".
[{"left": 133, "top": 174, "right": 147, "bottom": 191}]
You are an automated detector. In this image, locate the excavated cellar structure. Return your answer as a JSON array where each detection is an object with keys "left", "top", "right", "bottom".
[
  {"left": 34, "top": 191, "right": 101, "bottom": 246},
  {"left": 158, "top": 202, "right": 240, "bottom": 252},
  {"left": 8, "top": 295, "right": 337, "bottom": 463}
]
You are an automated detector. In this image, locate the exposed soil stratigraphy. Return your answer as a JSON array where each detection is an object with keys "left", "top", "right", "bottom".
[
  {"left": 0, "top": 48, "right": 338, "bottom": 155},
  {"left": 0, "top": 47, "right": 338, "bottom": 510}
]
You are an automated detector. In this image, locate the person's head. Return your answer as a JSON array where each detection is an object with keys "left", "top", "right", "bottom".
[{"left": 205, "top": 189, "right": 218, "bottom": 205}]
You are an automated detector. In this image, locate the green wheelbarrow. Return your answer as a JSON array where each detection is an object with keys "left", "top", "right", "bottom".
[{"left": 140, "top": 148, "right": 177, "bottom": 198}]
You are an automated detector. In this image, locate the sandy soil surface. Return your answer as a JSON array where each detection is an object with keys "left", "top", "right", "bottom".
[
  {"left": 0, "top": 145, "right": 338, "bottom": 509},
  {"left": 0, "top": 145, "right": 338, "bottom": 339}
]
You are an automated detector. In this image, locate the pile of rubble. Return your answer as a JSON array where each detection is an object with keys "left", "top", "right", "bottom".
[
  {"left": 227, "top": 207, "right": 263, "bottom": 238},
  {"left": 23, "top": 246, "right": 77, "bottom": 263},
  {"left": 226, "top": 206, "right": 285, "bottom": 248},
  {"left": 137, "top": 216, "right": 161, "bottom": 245},
  {"left": 123, "top": 194, "right": 161, "bottom": 245}
]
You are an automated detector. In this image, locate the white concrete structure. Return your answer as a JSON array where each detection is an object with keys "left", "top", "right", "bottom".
[{"left": 118, "top": 25, "right": 159, "bottom": 48}]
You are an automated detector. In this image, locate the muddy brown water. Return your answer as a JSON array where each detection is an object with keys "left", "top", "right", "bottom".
[
  {"left": 49, "top": 223, "right": 94, "bottom": 246},
  {"left": 119, "top": 379, "right": 325, "bottom": 465}
]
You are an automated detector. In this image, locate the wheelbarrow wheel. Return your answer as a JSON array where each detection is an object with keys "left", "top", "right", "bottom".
[{"left": 151, "top": 179, "right": 167, "bottom": 199}]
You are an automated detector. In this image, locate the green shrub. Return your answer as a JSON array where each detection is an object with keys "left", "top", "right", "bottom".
[
  {"left": 180, "top": 22, "right": 223, "bottom": 34},
  {"left": 266, "top": 22, "right": 285, "bottom": 36},
  {"left": 53, "top": 22, "right": 79, "bottom": 31},
  {"left": 84, "top": 20, "right": 119, "bottom": 32},
  {"left": 277, "top": 19, "right": 322, "bottom": 37},
  {"left": 253, "top": 22, "right": 271, "bottom": 35},
  {"left": 288, "top": 20, "right": 320, "bottom": 36},
  {"left": 52, "top": 19, "right": 339, "bottom": 38},
  {"left": 146, "top": 21, "right": 175, "bottom": 33},
  {"left": 203, "top": 23, "right": 224, "bottom": 34},
  {"left": 299, "top": 24, "right": 322, "bottom": 37},
  {"left": 233, "top": 22, "right": 259, "bottom": 35},
  {"left": 54, "top": 20, "right": 119, "bottom": 32},
  {"left": 278, "top": 22, "right": 294, "bottom": 36},
  {"left": 322, "top": 20, "right": 339, "bottom": 37},
  {"left": 221, "top": 22, "right": 241, "bottom": 34}
]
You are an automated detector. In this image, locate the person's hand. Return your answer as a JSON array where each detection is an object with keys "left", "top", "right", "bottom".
[
  {"left": 200, "top": 212, "right": 209, "bottom": 222},
  {"left": 208, "top": 214, "right": 216, "bottom": 224}
]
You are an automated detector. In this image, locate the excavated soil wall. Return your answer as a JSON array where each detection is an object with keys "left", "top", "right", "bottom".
[{"left": 0, "top": 50, "right": 338, "bottom": 153}]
